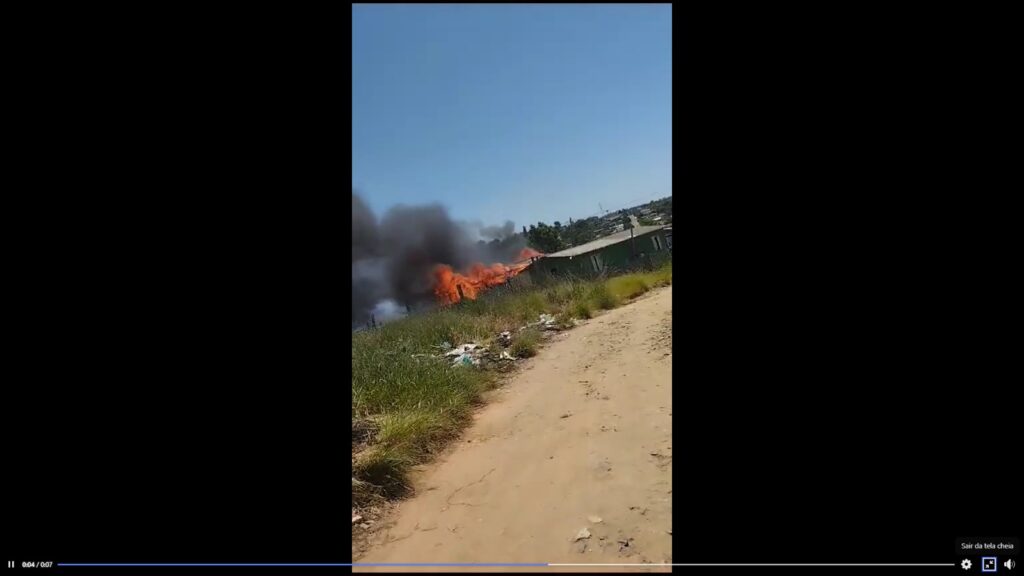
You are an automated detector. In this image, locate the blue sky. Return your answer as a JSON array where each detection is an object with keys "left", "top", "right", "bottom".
[{"left": 353, "top": 4, "right": 671, "bottom": 230}]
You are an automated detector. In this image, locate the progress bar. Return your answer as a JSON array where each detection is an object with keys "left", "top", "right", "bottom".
[
  {"left": 57, "top": 563, "right": 958, "bottom": 567},
  {"left": 551, "top": 564, "right": 957, "bottom": 567}
]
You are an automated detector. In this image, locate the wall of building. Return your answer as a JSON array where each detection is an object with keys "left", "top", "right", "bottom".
[{"left": 528, "top": 228, "right": 670, "bottom": 283}]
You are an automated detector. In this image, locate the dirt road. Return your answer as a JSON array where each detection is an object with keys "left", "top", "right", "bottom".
[{"left": 355, "top": 286, "right": 673, "bottom": 572}]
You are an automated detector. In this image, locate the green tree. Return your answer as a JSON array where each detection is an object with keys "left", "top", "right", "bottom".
[
  {"left": 527, "top": 222, "right": 564, "bottom": 253},
  {"left": 563, "top": 217, "right": 599, "bottom": 247}
]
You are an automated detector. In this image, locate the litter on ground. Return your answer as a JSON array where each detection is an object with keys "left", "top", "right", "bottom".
[{"left": 445, "top": 343, "right": 480, "bottom": 357}]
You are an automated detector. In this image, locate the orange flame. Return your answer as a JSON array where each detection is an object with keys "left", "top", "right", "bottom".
[
  {"left": 433, "top": 259, "right": 535, "bottom": 305},
  {"left": 432, "top": 247, "right": 545, "bottom": 305},
  {"left": 517, "top": 247, "right": 544, "bottom": 261}
]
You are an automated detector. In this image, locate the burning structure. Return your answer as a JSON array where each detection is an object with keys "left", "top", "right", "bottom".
[
  {"left": 432, "top": 247, "right": 544, "bottom": 305},
  {"left": 351, "top": 192, "right": 540, "bottom": 326}
]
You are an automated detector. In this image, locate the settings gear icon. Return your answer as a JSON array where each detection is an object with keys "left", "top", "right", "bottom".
[{"left": 961, "top": 559, "right": 972, "bottom": 570}]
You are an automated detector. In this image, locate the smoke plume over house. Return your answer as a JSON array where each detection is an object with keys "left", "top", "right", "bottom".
[{"left": 351, "top": 191, "right": 527, "bottom": 327}]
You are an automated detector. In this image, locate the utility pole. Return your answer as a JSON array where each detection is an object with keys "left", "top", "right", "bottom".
[{"left": 623, "top": 211, "right": 636, "bottom": 257}]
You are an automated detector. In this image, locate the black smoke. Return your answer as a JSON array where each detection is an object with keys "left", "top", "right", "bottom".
[
  {"left": 352, "top": 192, "right": 527, "bottom": 327},
  {"left": 480, "top": 220, "right": 516, "bottom": 240},
  {"left": 352, "top": 194, "right": 380, "bottom": 262}
]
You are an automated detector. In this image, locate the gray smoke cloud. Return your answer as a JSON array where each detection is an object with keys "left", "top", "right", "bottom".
[
  {"left": 352, "top": 194, "right": 380, "bottom": 262},
  {"left": 484, "top": 221, "right": 515, "bottom": 240},
  {"left": 459, "top": 219, "right": 516, "bottom": 243},
  {"left": 352, "top": 191, "right": 527, "bottom": 327}
]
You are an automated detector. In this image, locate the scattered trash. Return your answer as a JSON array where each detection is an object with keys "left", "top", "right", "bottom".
[
  {"left": 521, "top": 313, "right": 562, "bottom": 332},
  {"left": 560, "top": 412, "right": 572, "bottom": 419},
  {"left": 445, "top": 343, "right": 480, "bottom": 357},
  {"left": 444, "top": 343, "right": 487, "bottom": 367},
  {"left": 588, "top": 515, "right": 603, "bottom": 524},
  {"left": 574, "top": 527, "right": 592, "bottom": 542},
  {"left": 424, "top": 337, "right": 525, "bottom": 368}
]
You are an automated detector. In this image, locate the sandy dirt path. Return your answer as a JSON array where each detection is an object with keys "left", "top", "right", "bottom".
[{"left": 355, "top": 286, "right": 673, "bottom": 572}]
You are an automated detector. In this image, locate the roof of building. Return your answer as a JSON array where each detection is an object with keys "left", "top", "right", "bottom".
[{"left": 544, "top": 225, "right": 667, "bottom": 258}]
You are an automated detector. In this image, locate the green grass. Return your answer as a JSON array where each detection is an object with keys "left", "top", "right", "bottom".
[
  {"left": 351, "top": 260, "right": 672, "bottom": 508},
  {"left": 587, "top": 283, "right": 620, "bottom": 310},
  {"left": 509, "top": 327, "right": 541, "bottom": 358},
  {"left": 607, "top": 275, "right": 649, "bottom": 300},
  {"left": 571, "top": 299, "right": 592, "bottom": 319},
  {"left": 353, "top": 440, "right": 419, "bottom": 496}
]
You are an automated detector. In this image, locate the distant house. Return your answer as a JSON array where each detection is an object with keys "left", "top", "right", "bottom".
[{"left": 528, "top": 225, "right": 670, "bottom": 281}]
